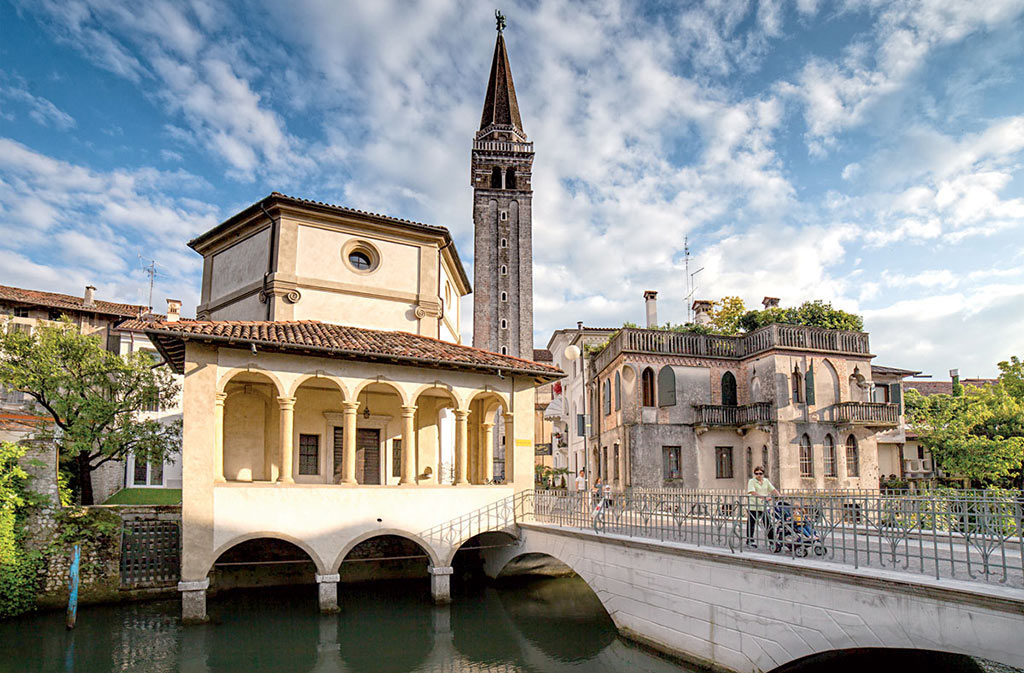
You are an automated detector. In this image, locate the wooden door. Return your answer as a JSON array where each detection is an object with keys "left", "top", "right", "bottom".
[{"left": 356, "top": 428, "right": 381, "bottom": 485}]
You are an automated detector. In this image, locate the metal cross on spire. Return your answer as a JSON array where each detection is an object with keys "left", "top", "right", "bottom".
[{"left": 495, "top": 9, "right": 506, "bottom": 33}]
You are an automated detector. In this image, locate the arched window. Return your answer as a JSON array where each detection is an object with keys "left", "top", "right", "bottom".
[
  {"left": 762, "top": 445, "right": 769, "bottom": 473},
  {"left": 746, "top": 447, "right": 753, "bottom": 478},
  {"left": 792, "top": 366, "right": 803, "bottom": 404},
  {"left": 500, "top": 238, "right": 508, "bottom": 248},
  {"left": 500, "top": 265, "right": 508, "bottom": 275},
  {"left": 641, "top": 368, "right": 655, "bottom": 407},
  {"left": 491, "top": 166, "right": 502, "bottom": 189},
  {"left": 500, "top": 319, "right": 507, "bottom": 329},
  {"left": 500, "top": 291, "right": 507, "bottom": 302},
  {"left": 799, "top": 434, "right": 813, "bottom": 477},
  {"left": 505, "top": 167, "right": 516, "bottom": 189},
  {"left": 500, "top": 346, "right": 507, "bottom": 355},
  {"left": 658, "top": 366, "right": 676, "bottom": 407},
  {"left": 845, "top": 435, "right": 859, "bottom": 477},
  {"left": 824, "top": 434, "right": 837, "bottom": 477},
  {"left": 603, "top": 379, "right": 611, "bottom": 416},
  {"left": 721, "top": 371, "right": 738, "bottom": 406},
  {"left": 614, "top": 371, "right": 621, "bottom": 411}
]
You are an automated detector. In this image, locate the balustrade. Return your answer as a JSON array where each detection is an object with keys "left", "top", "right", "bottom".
[
  {"left": 835, "top": 401, "right": 900, "bottom": 425},
  {"left": 694, "top": 402, "right": 774, "bottom": 426}
]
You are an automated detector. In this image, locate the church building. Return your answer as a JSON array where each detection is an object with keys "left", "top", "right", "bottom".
[{"left": 148, "top": 23, "right": 559, "bottom": 622}]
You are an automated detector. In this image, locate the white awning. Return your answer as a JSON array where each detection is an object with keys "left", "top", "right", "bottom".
[{"left": 543, "top": 396, "right": 565, "bottom": 420}]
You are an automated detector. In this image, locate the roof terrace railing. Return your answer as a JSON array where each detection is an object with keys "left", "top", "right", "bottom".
[
  {"left": 472, "top": 140, "right": 535, "bottom": 154},
  {"left": 593, "top": 324, "right": 871, "bottom": 372}
]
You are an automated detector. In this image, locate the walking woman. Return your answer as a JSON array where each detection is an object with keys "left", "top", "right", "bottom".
[{"left": 746, "top": 466, "right": 779, "bottom": 547}]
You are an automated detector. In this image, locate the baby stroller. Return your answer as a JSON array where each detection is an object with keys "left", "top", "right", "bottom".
[{"left": 769, "top": 500, "right": 827, "bottom": 558}]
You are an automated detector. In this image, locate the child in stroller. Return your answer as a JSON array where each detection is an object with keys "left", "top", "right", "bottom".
[{"left": 769, "top": 500, "right": 827, "bottom": 557}]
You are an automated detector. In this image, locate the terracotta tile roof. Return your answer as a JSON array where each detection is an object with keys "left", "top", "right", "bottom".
[
  {"left": 0, "top": 284, "right": 147, "bottom": 319},
  {"left": 905, "top": 379, "right": 998, "bottom": 396},
  {"left": 144, "top": 320, "right": 564, "bottom": 380}
]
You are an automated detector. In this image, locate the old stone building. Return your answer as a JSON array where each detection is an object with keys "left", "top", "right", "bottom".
[
  {"left": 547, "top": 294, "right": 917, "bottom": 491},
  {"left": 471, "top": 26, "right": 534, "bottom": 359}
]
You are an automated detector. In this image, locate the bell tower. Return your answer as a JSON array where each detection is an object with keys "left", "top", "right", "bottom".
[{"left": 472, "top": 13, "right": 534, "bottom": 358}]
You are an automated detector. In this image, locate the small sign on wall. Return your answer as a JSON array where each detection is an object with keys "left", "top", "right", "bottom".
[
  {"left": 534, "top": 442, "right": 552, "bottom": 456},
  {"left": 515, "top": 439, "right": 532, "bottom": 448}
]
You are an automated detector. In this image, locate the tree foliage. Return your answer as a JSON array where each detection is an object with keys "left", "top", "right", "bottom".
[
  {"left": 0, "top": 441, "right": 42, "bottom": 619},
  {"left": 738, "top": 300, "right": 864, "bottom": 333},
  {"left": 0, "top": 320, "right": 181, "bottom": 505},
  {"left": 905, "top": 368, "right": 1024, "bottom": 488}
]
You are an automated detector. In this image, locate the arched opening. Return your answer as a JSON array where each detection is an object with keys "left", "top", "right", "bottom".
[
  {"left": 491, "top": 166, "right": 502, "bottom": 189},
  {"left": 824, "top": 434, "right": 837, "bottom": 477},
  {"left": 849, "top": 366, "right": 867, "bottom": 402},
  {"left": 338, "top": 534, "right": 431, "bottom": 585},
  {"left": 846, "top": 434, "right": 860, "bottom": 477},
  {"left": 641, "top": 367, "right": 655, "bottom": 407},
  {"left": 792, "top": 366, "right": 804, "bottom": 404},
  {"left": 292, "top": 376, "right": 346, "bottom": 483},
  {"left": 352, "top": 381, "right": 407, "bottom": 485},
  {"left": 211, "top": 537, "right": 318, "bottom": 593},
  {"left": 658, "top": 366, "right": 676, "bottom": 406},
  {"left": 222, "top": 372, "right": 281, "bottom": 482},
  {"left": 820, "top": 359, "right": 840, "bottom": 407},
  {"left": 614, "top": 370, "right": 621, "bottom": 410},
  {"left": 799, "top": 434, "right": 813, "bottom": 478},
  {"left": 469, "top": 391, "right": 510, "bottom": 484},
  {"left": 770, "top": 648, "right": 989, "bottom": 673},
  {"left": 414, "top": 386, "right": 459, "bottom": 484},
  {"left": 505, "top": 167, "right": 516, "bottom": 189},
  {"left": 721, "top": 371, "right": 738, "bottom": 406}
]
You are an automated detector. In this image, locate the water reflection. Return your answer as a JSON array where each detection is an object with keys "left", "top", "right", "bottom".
[{"left": 0, "top": 577, "right": 690, "bottom": 673}]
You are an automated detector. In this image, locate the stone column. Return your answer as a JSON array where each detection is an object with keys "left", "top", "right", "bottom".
[
  {"left": 278, "top": 396, "right": 296, "bottom": 483},
  {"left": 503, "top": 413, "right": 514, "bottom": 484},
  {"left": 315, "top": 573, "right": 340, "bottom": 614},
  {"left": 454, "top": 410, "right": 469, "bottom": 485},
  {"left": 179, "top": 578, "right": 209, "bottom": 624},
  {"left": 341, "top": 401, "right": 359, "bottom": 484},
  {"left": 400, "top": 405, "right": 417, "bottom": 485},
  {"left": 214, "top": 392, "right": 227, "bottom": 483},
  {"left": 481, "top": 420, "right": 495, "bottom": 484},
  {"left": 428, "top": 565, "right": 454, "bottom": 604}
]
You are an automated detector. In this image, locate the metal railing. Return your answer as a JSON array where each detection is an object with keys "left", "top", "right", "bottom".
[
  {"left": 531, "top": 489, "right": 1024, "bottom": 586},
  {"left": 834, "top": 401, "right": 900, "bottom": 425},
  {"left": 419, "top": 490, "right": 533, "bottom": 550},
  {"left": 593, "top": 324, "right": 871, "bottom": 373},
  {"left": 694, "top": 402, "right": 773, "bottom": 426}
]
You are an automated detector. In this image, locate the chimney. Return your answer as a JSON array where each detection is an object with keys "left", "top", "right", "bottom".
[
  {"left": 643, "top": 290, "right": 658, "bottom": 328},
  {"left": 83, "top": 285, "right": 96, "bottom": 308},
  {"left": 692, "top": 299, "right": 713, "bottom": 326},
  {"left": 165, "top": 299, "right": 182, "bottom": 323},
  {"left": 762, "top": 296, "right": 780, "bottom": 309}
]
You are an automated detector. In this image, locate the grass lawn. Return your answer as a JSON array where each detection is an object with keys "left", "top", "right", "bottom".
[{"left": 103, "top": 488, "right": 182, "bottom": 505}]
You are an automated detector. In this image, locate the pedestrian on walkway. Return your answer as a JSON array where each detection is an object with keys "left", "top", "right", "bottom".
[
  {"left": 746, "top": 466, "right": 779, "bottom": 548},
  {"left": 575, "top": 469, "right": 586, "bottom": 492}
]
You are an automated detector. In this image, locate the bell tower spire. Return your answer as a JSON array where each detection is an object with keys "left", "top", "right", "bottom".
[{"left": 471, "top": 13, "right": 534, "bottom": 359}]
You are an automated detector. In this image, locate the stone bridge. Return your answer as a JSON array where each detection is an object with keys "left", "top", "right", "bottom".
[{"left": 479, "top": 523, "right": 1024, "bottom": 673}]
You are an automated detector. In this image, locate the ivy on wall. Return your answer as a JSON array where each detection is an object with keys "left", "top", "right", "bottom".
[{"left": 0, "top": 442, "right": 42, "bottom": 619}]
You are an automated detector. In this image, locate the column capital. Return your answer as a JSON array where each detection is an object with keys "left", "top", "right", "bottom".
[
  {"left": 215, "top": 392, "right": 227, "bottom": 405},
  {"left": 178, "top": 578, "right": 210, "bottom": 592},
  {"left": 454, "top": 409, "right": 471, "bottom": 420},
  {"left": 401, "top": 405, "right": 418, "bottom": 417},
  {"left": 481, "top": 420, "right": 495, "bottom": 429},
  {"left": 315, "top": 573, "right": 341, "bottom": 583},
  {"left": 427, "top": 565, "right": 454, "bottom": 576},
  {"left": 277, "top": 396, "right": 296, "bottom": 409},
  {"left": 341, "top": 400, "right": 361, "bottom": 412}
]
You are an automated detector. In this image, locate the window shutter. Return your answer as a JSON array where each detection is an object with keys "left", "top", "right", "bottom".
[
  {"left": 889, "top": 383, "right": 902, "bottom": 406},
  {"left": 805, "top": 364, "right": 816, "bottom": 405},
  {"left": 577, "top": 413, "right": 585, "bottom": 437},
  {"left": 615, "top": 372, "right": 621, "bottom": 411},
  {"left": 658, "top": 367, "right": 676, "bottom": 407}
]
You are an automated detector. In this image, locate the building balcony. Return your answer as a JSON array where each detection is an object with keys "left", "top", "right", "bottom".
[
  {"left": 592, "top": 323, "right": 871, "bottom": 374},
  {"left": 835, "top": 401, "right": 900, "bottom": 426},
  {"left": 694, "top": 402, "right": 774, "bottom": 427},
  {"left": 904, "top": 457, "right": 933, "bottom": 476}
]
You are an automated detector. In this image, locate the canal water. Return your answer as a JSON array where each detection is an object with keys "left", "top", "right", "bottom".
[{"left": 0, "top": 576, "right": 696, "bottom": 673}]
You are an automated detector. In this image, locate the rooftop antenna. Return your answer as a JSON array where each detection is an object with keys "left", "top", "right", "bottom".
[
  {"left": 682, "top": 237, "right": 703, "bottom": 322},
  {"left": 139, "top": 256, "right": 158, "bottom": 311}
]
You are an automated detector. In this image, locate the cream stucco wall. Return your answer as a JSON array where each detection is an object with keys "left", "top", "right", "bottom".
[{"left": 210, "top": 228, "right": 269, "bottom": 300}]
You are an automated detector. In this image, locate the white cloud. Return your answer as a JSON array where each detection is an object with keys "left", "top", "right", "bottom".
[{"left": 0, "top": 79, "right": 76, "bottom": 130}]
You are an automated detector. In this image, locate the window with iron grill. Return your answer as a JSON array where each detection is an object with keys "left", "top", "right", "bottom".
[
  {"left": 799, "top": 434, "right": 813, "bottom": 477},
  {"left": 333, "top": 426, "right": 344, "bottom": 480},
  {"left": 662, "top": 446, "right": 681, "bottom": 481},
  {"left": 845, "top": 434, "right": 859, "bottom": 477},
  {"left": 392, "top": 439, "right": 402, "bottom": 478},
  {"left": 715, "top": 447, "right": 733, "bottom": 479},
  {"left": 824, "top": 434, "right": 837, "bottom": 477},
  {"left": 299, "top": 434, "right": 319, "bottom": 475}
]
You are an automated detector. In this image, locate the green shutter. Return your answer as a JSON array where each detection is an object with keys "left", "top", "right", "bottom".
[
  {"left": 890, "top": 383, "right": 902, "bottom": 406},
  {"left": 658, "top": 366, "right": 676, "bottom": 407},
  {"left": 577, "top": 413, "right": 585, "bottom": 437},
  {"left": 805, "top": 364, "right": 816, "bottom": 405},
  {"left": 615, "top": 372, "right": 621, "bottom": 410}
]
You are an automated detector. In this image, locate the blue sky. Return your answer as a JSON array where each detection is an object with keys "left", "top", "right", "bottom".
[{"left": 1, "top": 0, "right": 1023, "bottom": 378}]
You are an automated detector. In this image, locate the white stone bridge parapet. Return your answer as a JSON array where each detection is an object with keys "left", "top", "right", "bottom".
[{"left": 486, "top": 523, "right": 1024, "bottom": 673}]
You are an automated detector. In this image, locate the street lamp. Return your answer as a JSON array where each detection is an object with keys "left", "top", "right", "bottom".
[{"left": 564, "top": 342, "right": 587, "bottom": 491}]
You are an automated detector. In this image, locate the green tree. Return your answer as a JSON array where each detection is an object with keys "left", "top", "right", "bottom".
[
  {"left": 709, "top": 296, "right": 746, "bottom": 335},
  {"left": 905, "top": 371, "right": 1024, "bottom": 488},
  {"left": 0, "top": 320, "right": 180, "bottom": 505}
]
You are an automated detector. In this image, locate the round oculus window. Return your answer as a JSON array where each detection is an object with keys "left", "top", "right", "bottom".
[{"left": 348, "top": 250, "right": 372, "bottom": 270}]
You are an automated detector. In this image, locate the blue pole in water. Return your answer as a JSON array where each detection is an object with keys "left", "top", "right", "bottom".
[{"left": 66, "top": 544, "right": 80, "bottom": 630}]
